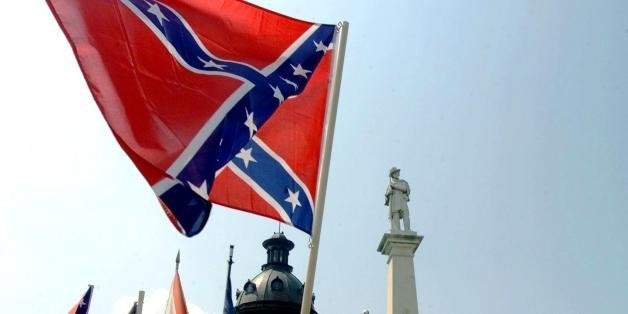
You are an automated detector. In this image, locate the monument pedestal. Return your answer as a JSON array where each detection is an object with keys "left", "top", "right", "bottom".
[{"left": 377, "top": 232, "right": 423, "bottom": 314}]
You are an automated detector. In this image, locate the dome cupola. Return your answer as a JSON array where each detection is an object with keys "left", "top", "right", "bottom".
[{"left": 235, "top": 232, "right": 317, "bottom": 314}]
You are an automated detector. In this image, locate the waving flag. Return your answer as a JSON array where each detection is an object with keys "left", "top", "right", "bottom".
[
  {"left": 47, "top": 0, "right": 336, "bottom": 236},
  {"left": 165, "top": 271, "right": 188, "bottom": 314},
  {"left": 68, "top": 285, "right": 93, "bottom": 314}
]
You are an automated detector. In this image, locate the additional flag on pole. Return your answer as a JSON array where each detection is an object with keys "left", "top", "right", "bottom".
[
  {"left": 68, "top": 285, "right": 93, "bottom": 314},
  {"left": 223, "top": 274, "right": 235, "bottom": 314},
  {"left": 165, "top": 271, "right": 188, "bottom": 314},
  {"left": 165, "top": 251, "right": 188, "bottom": 314},
  {"left": 223, "top": 245, "right": 235, "bottom": 314},
  {"left": 47, "top": 0, "right": 336, "bottom": 236},
  {"left": 127, "top": 302, "right": 138, "bottom": 314}
]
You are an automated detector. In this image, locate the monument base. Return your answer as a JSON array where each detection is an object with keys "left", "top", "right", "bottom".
[{"left": 377, "top": 232, "right": 423, "bottom": 314}]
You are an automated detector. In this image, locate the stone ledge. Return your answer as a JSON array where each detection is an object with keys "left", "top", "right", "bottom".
[{"left": 377, "top": 232, "right": 423, "bottom": 256}]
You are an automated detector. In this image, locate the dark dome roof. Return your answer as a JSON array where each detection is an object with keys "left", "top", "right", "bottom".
[
  {"left": 235, "top": 232, "right": 317, "bottom": 314},
  {"left": 237, "top": 268, "right": 304, "bottom": 305}
]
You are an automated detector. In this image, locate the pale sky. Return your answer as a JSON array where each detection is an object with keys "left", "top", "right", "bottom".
[{"left": 1, "top": 1, "right": 627, "bottom": 313}]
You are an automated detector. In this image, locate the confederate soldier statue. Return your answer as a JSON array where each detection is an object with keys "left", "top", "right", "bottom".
[{"left": 385, "top": 167, "right": 411, "bottom": 232}]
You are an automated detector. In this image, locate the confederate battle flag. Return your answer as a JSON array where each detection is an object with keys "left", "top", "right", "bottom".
[{"left": 47, "top": 0, "right": 336, "bottom": 236}]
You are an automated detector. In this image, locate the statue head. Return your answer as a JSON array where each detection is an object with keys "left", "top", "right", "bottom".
[{"left": 389, "top": 167, "right": 400, "bottom": 179}]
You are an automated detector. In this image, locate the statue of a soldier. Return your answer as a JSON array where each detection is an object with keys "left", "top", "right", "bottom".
[{"left": 385, "top": 167, "right": 411, "bottom": 232}]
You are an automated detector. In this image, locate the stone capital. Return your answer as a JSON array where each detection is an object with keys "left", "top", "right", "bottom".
[{"left": 377, "top": 232, "right": 423, "bottom": 257}]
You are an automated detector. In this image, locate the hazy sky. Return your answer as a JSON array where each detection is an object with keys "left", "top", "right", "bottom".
[{"left": 1, "top": 1, "right": 627, "bottom": 313}]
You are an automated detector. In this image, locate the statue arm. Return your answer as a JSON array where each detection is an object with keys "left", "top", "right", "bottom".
[{"left": 390, "top": 181, "right": 408, "bottom": 193}]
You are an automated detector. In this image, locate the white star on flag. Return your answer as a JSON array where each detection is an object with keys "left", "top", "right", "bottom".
[
  {"left": 280, "top": 76, "right": 298, "bottom": 90},
  {"left": 197, "top": 57, "right": 226, "bottom": 70},
  {"left": 313, "top": 40, "right": 328, "bottom": 52},
  {"left": 244, "top": 108, "right": 258, "bottom": 138},
  {"left": 188, "top": 180, "right": 209, "bottom": 200},
  {"left": 270, "top": 85, "right": 285, "bottom": 103},
  {"left": 235, "top": 147, "right": 257, "bottom": 168},
  {"left": 145, "top": 1, "right": 169, "bottom": 26},
  {"left": 284, "top": 188, "right": 301, "bottom": 212},
  {"left": 290, "top": 64, "right": 311, "bottom": 78}
]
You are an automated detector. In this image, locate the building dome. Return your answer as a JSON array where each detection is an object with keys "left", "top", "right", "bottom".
[{"left": 235, "top": 232, "right": 317, "bottom": 314}]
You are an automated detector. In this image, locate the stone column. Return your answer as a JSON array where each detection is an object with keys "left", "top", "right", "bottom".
[{"left": 377, "top": 232, "right": 423, "bottom": 314}]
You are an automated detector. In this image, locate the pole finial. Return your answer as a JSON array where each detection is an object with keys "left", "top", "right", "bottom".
[
  {"left": 228, "top": 245, "right": 234, "bottom": 264},
  {"left": 175, "top": 250, "right": 180, "bottom": 271}
]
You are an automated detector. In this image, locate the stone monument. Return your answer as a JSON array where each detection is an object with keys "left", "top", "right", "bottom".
[
  {"left": 385, "top": 167, "right": 411, "bottom": 232},
  {"left": 378, "top": 167, "right": 423, "bottom": 314}
]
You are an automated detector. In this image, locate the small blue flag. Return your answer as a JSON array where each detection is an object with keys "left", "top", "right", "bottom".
[
  {"left": 224, "top": 267, "right": 235, "bottom": 314},
  {"left": 68, "top": 285, "right": 93, "bottom": 314}
]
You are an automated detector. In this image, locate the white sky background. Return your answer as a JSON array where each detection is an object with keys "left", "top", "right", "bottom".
[{"left": 1, "top": 0, "right": 628, "bottom": 313}]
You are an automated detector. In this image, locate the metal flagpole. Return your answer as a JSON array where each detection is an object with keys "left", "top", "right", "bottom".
[
  {"left": 136, "top": 290, "right": 145, "bottom": 314},
  {"left": 224, "top": 245, "right": 235, "bottom": 314},
  {"left": 299, "top": 20, "right": 349, "bottom": 314}
]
